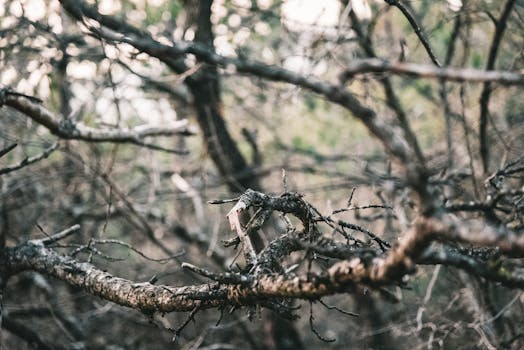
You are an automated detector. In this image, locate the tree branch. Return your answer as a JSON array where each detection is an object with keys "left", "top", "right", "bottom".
[
  {"left": 384, "top": 0, "right": 441, "bottom": 66},
  {"left": 340, "top": 58, "right": 524, "bottom": 85},
  {"left": 0, "top": 142, "right": 58, "bottom": 175},
  {"left": 3, "top": 94, "right": 195, "bottom": 144},
  {"left": 479, "top": 0, "right": 517, "bottom": 173},
  {"left": 57, "top": 0, "right": 421, "bottom": 174}
]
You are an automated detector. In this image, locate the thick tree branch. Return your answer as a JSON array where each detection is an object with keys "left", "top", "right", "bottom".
[
  {"left": 2, "top": 188, "right": 523, "bottom": 327},
  {"left": 421, "top": 247, "right": 524, "bottom": 289},
  {"left": 2, "top": 94, "right": 195, "bottom": 144}
]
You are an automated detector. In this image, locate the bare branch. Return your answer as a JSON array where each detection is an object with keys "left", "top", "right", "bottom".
[
  {"left": 340, "top": 58, "right": 524, "bottom": 85},
  {"left": 479, "top": 0, "right": 517, "bottom": 173},
  {"left": 32, "top": 224, "right": 81, "bottom": 246},
  {"left": 2, "top": 201, "right": 523, "bottom": 328},
  {"left": 421, "top": 247, "right": 524, "bottom": 289},
  {"left": 0, "top": 143, "right": 17, "bottom": 159},
  {"left": 3, "top": 94, "right": 196, "bottom": 144},
  {"left": 58, "top": 0, "right": 421, "bottom": 173},
  {"left": 0, "top": 142, "right": 58, "bottom": 175},
  {"left": 384, "top": 0, "right": 441, "bottom": 66}
]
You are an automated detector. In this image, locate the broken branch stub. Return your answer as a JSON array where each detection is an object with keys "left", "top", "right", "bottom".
[{"left": 226, "top": 198, "right": 257, "bottom": 265}]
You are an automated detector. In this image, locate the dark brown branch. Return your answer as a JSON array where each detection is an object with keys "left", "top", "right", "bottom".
[
  {"left": 0, "top": 143, "right": 17, "bottom": 159},
  {"left": 421, "top": 246, "right": 524, "bottom": 289},
  {"left": 439, "top": 12, "right": 463, "bottom": 168},
  {"left": 384, "top": 0, "right": 441, "bottom": 66},
  {"left": 348, "top": 11, "right": 426, "bottom": 169},
  {"left": 479, "top": 0, "right": 516, "bottom": 173}
]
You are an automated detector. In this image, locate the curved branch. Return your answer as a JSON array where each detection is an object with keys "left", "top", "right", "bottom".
[
  {"left": 3, "top": 94, "right": 195, "bottom": 144},
  {"left": 0, "top": 142, "right": 58, "bottom": 175},
  {"left": 384, "top": 0, "right": 440, "bottom": 66}
]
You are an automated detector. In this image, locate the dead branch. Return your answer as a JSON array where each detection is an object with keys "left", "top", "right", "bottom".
[
  {"left": 0, "top": 143, "right": 17, "bottom": 159},
  {"left": 0, "top": 142, "right": 58, "bottom": 175},
  {"left": 2, "top": 93, "right": 195, "bottom": 144},
  {"left": 384, "top": 0, "right": 441, "bottom": 66},
  {"left": 340, "top": 58, "right": 524, "bottom": 85}
]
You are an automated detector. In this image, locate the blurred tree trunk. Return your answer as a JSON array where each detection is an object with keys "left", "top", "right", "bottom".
[
  {"left": 184, "top": 0, "right": 258, "bottom": 194},
  {"left": 183, "top": 2, "right": 303, "bottom": 349}
]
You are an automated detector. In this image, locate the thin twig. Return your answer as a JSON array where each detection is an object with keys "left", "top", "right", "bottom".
[
  {"left": 318, "top": 299, "right": 359, "bottom": 317},
  {"left": 309, "top": 301, "right": 336, "bottom": 343},
  {"left": 172, "top": 305, "right": 200, "bottom": 342},
  {"left": 385, "top": 0, "right": 441, "bottom": 66},
  {"left": 34, "top": 224, "right": 81, "bottom": 246},
  {"left": 208, "top": 197, "right": 240, "bottom": 205},
  {"left": 91, "top": 239, "right": 184, "bottom": 263},
  {"left": 0, "top": 143, "right": 17, "bottom": 159},
  {"left": 0, "top": 142, "right": 58, "bottom": 175}
]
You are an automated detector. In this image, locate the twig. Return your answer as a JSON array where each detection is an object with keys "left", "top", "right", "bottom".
[
  {"left": 385, "top": 0, "right": 441, "bottom": 66},
  {"left": 332, "top": 204, "right": 393, "bottom": 215},
  {"left": 337, "top": 220, "right": 391, "bottom": 250},
  {"left": 340, "top": 58, "right": 524, "bottom": 85},
  {"left": 90, "top": 239, "right": 185, "bottom": 263},
  {"left": 208, "top": 197, "right": 240, "bottom": 205},
  {"left": 227, "top": 199, "right": 258, "bottom": 265},
  {"left": 347, "top": 187, "right": 356, "bottom": 207},
  {"left": 309, "top": 302, "right": 336, "bottom": 343},
  {"left": 318, "top": 299, "right": 359, "bottom": 317},
  {"left": 34, "top": 224, "right": 81, "bottom": 246},
  {"left": 282, "top": 168, "right": 287, "bottom": 193},
  {"left": 172, "top": 305, "right": 200, "bottom": 342},
  {"left": 3, "top": 94, "right": 196, "bottom": 144},
  {"left": 0, "top": 143, "right": 17, "bottom": 159},
  {"left": 131, "top": 140, "right": 189, "bottom": 154},
  {"left": 0, "top": 142, "right": 58, "bottom": 175}
]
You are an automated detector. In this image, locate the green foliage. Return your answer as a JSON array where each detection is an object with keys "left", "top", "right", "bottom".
[
  {"left": 292, "top": 135, "right": 316, "bottom": 153},
  {"left": 143, "top": 1, "right": 182, "bottom": 26},
  {"left": 472, "top": 51, "right": 483, "bottom": 68}
]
